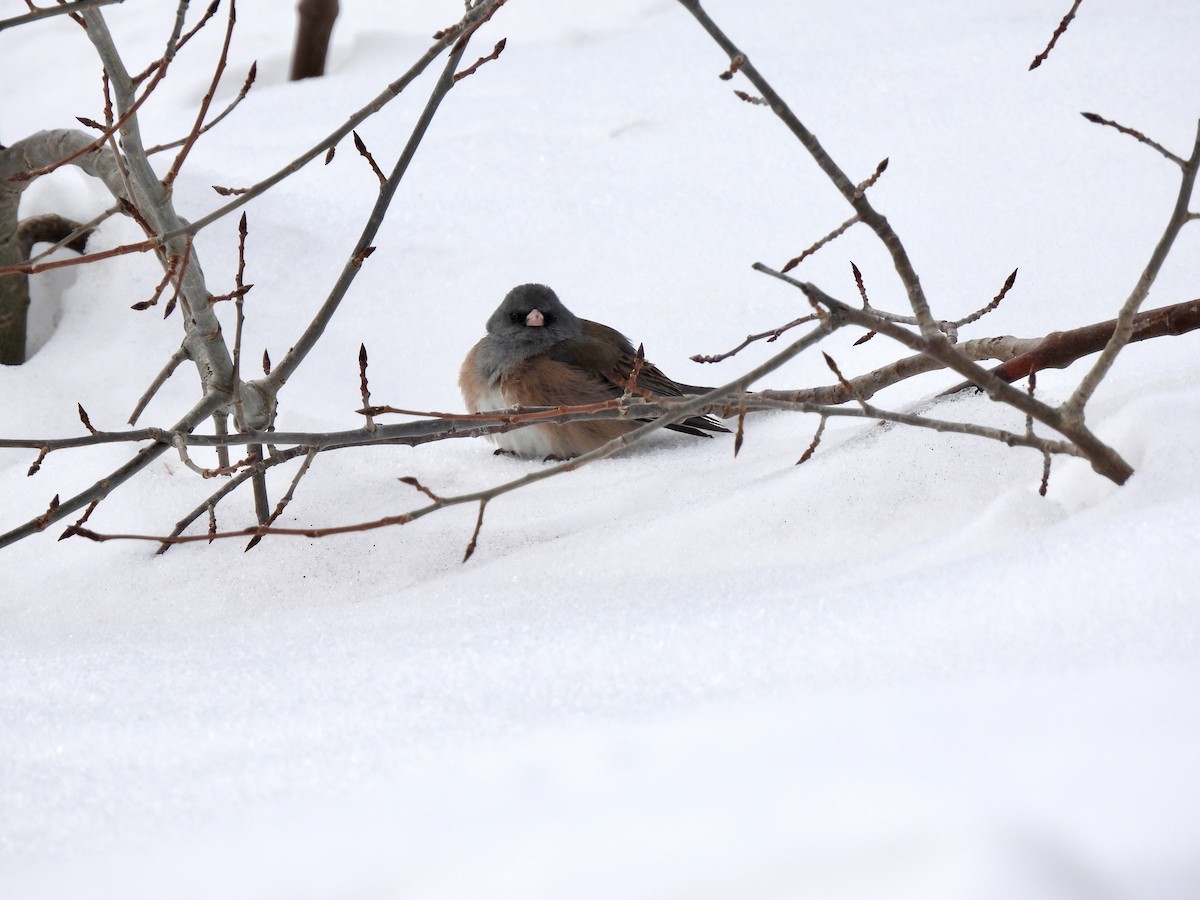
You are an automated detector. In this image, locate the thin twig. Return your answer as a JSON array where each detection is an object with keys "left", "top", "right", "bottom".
[
  {"left": 159, "top": 0, "right": 504, "bottom": 242},
  {"left": 352, "top": 131, "right": 386, "bottom": 186},
  {"left": 358, "top": 344, "right": 376, "bottom": 432},
  {"left": 0, "top": 0, "right": 123, "bottom": 32},
  {"left": 1029, "top": 0, "right": 1084, "bottom": 71},
  {"left": 781, "top": 213, "right": 858, "bottom": 273},
  {"left": 245, "top": 447, "right": 319, "bottom": 551},
  {"left": 128, "top": 345, "right": 189, "bottom": 425},
  {"left": 753, "top": 263, "right": 1133, "bottom": 484},
  {"left": 1081, "top": 112, "right": 1186, "bottom": 168},
  {"left": 677, "top": 0, "right": 940, "bottom": 334},
  {"left": 691, "top": 312, "right": 819, "bottom": 363},
  {"left": 146, "top": 63, "right": 257, "bottom": 155},
  {"left": 163, "top": 0, "right": 238, "bottom": 187},
  {"left": 453, "top": 37, "right": 506, "bottom": 82},
  {"left": 1064, "top": 120, "right": 1200, "bottom": 421},
  {"left": 796, "top": 415, "right": 826, "bottom": 464},
  {"left": 263, "top": 36, "right": 475, "bottom": 392}
]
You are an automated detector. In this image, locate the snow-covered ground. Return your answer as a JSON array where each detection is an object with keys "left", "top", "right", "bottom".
[{"left": 2, "top": 1, "right": 1199, "bottom": 896}]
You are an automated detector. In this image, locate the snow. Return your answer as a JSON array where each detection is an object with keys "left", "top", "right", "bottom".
[{"left": 2, "top": 0, "right": 1199, "bottom": 896}]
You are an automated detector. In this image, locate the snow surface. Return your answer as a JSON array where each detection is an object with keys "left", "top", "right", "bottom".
[{"left": 2, "top": 0, "right": 1199, "bottom": 897}]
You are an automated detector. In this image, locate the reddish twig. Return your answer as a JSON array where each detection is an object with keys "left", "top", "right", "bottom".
[
  {"left": 453, "top": 38, "right": 506, "bottom": 82},
  {"left": 1081, "top": 112, "right": 1185, "bottom": 167},
  {"left": 164, "top": 0, "right": 239, "bottom": 186},
  {"left": 796, "top": 415, "right": 827, "bottom": 465},
  {"left": 1029, "top": 0, "right": 1084, "bottom": 71},
  {"left": 691, "top": 312, "right": 819, "bottom": 363},
  {"left": 352, "top": 131, "right": 386, "bottom": 186}
]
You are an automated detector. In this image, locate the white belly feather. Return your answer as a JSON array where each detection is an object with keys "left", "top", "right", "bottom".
[{"left": 474, "top": 384, "right": 559, "bottom": 458}]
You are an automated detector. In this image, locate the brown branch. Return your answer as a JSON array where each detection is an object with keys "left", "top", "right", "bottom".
[
  {"left": 161, "top": 235, "right": 193, "bottom": 319},
  {"left": 163, "top": 0, "right": 238, "bottom": 187},
  {"left": 854, "top": 157, "right": 889, "bottom": 197},
  {"left": 130, "top": 262, "right": 177, "bottom": 311},
  {"left": 1, "top": 392, "right": 227, "bottom": 549},
  {"left": 1064, "top": 120, "right": 1200, "bottom": 419},
  {"left": 796, "top": 415, "right": 826, "bottom": 465},
  {"left": 463, "top": 499, "right": 488, "bottom": 562},
  {"left": 453, "top": 38, "right": 506, "bottom": 83},
  {"left": 718, "top": 54, "right": 745, "bottom": 80},
  {"left": 781, "top": 213, "right": 858, "bottom": 273},
  {"left": 5, "top": 54, "right": 170, "bottom": 184},
  {"left": 399, "top": 475, "right": 441, "bottom": 502},
  {"left": 128, "top": 344, "right": 189, "bottom": 425},
  {"left": 691, "top": 312, "right": 819, "bottom": 363},
  {"left": 964, "top": 297, "right": 1200, "bottom": 388},
  {"left": 0, "top": 0, "right": 122, "bottom": 31},
  {"left": 1029, "top": 0, "right": 1084, "bottom": 71},
  {"left": 677, "top": 0, "right": 940, "bottom": 334},
  {"left": 27, "top": 446, "right": 50, "bottom": 476},
  {"left": 161, "top": 0, "right": 506, "bottom": 242},
  {"left": 733, "top": 90, "right": 767, "bottom": 106},
  {"left": 1080, "top": 112, "right": 1185, "bottom": 168},
  {"left": 352, "top": 131, "right": 386, "bottom": 186},
  {"left": 245, "top": 447, "right": 320, "bottom": 551},
  {"left": 146, "top": 62, "right": 256, "bottom": 155},
  {"left": 0, "top": 237, "right": 158, "bottom": 277},
  {"left": 953, "top": 268, "right": 1017, "bottom": 329},
  {"left": 155, "top": 445, "right": 312, "bottom": 554},
  {"left": 358, "top": 343, "right": 376, "bottom": 432},
  {"left": 755, "top": 264, "right": 1133, "bottom": 483}
]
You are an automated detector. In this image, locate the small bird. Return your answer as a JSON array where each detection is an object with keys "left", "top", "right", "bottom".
[{"left": 460, "top": 283, "right": 729, "bottom": 459}]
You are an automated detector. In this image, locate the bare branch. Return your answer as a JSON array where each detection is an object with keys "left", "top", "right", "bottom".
[
  {"left": 245, "top": 447, "right": 320, "bottom": 551},
  {"left": 732, "top": 90, "right": 767, "bottom": 106},
  {"left": 853, "top": 157, "right": 889, "bottom": 197},
  {"left": 1081, "top": 112, "right": 1186, "bottom": 167},
  {"left": 781, "top": 213, "right": 858, "bottom": 273},
  {"left": 463, "top": 499, "right": 487, "bottom": 562},
  {"left": 163, "top": 0, "right": 239, "bottom": 186},
  {"left": 162, "top": 0, "right": 505, "bottom": 241},
  {"left": 953, "top": 268, "right": 1017, "bottom": 329},
  {"left": 155, "top": 445, "right": 312, "bottom": 554},
  {"left": 358, "top": 344, "right": 376, "bottom": 432},
  {"left": 0, "top": 0, "right": 123, "bottom": 31},
  {"left": 262, "top": 36, "right": 475, "bottom": 393},
  {"left": 128, "top": 345, "right": 189, "bottom": 425},
  {"left": 146, "top": 63, "right": 257, "bottom": 155},
  {"left": 691, "top": 311, "right": 819, "bottom": 364},
  {"left": 1064, "top": 120, "right": 1200, "bottom": 419},
  {"left": 352, "top": 131, "right": 386, "bottom": 186},
  {"left": 796, "top": 415, "right": 826, "bottom": 465},
  {"left": 678, "top": 0, "right": 940, "bottom": 334},
  {"left": 718, "top": 54, "right": 745, "bottom": 80},
  {"left": 16, "top": 213, "right": 91, "bottom": 258},
  {"left": 453, "top": 38, "right": 506, "bottom": 83},
  {"left": 1029, "top": 0, "right": 1084, "bottom": 71},
  {"left": 22, "top": 204, "right": 118, "bottom": 265},
  {"left": 0, "top": 392, "right": 226, "bottom": 549},
  {"left": 753, "top": 263, "right": 1133, "bottom": 483},
  {"left": 400, "top": 476, "right": 442, "bottom": 503}
]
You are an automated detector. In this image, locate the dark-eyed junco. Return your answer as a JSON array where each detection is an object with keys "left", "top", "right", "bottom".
[{"left": 460, "top": 283, "right": 729, "bottom": 459}]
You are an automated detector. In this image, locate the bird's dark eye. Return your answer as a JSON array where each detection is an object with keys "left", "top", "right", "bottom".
[{"left": 509, "top": 312, "right": 522, "bottom": 324}]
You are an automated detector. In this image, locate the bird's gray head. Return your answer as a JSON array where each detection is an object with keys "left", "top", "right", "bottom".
[{"left": 476, "top": 284, "right": 583, "bottom": 380}]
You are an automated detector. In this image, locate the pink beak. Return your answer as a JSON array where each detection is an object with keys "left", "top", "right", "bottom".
[{"left": 525, "top": 308, "right": 545, "bottom": 327}]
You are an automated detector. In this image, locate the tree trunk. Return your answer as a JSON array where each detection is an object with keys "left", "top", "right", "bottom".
[{"left": 290, "top": 0, "right": 340, "bottom": 81}]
